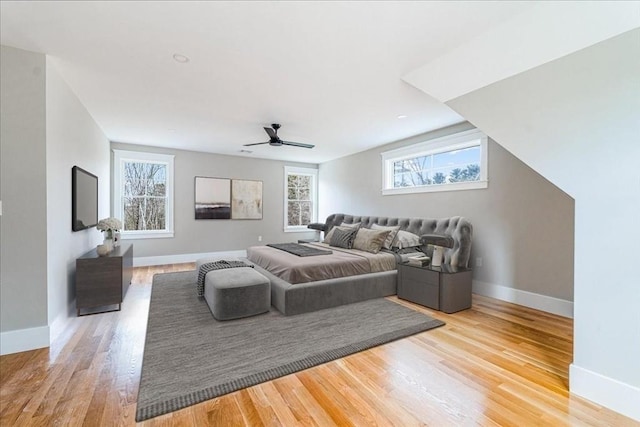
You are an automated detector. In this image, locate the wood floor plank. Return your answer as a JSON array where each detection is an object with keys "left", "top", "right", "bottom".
[
  {"left": 255, "top": 380, "right": 302, "bottom": 426},
  {"left": 244, "top": 386, "right": 282, "bottom": 426},
  {"left": 234, "top": 388, "right": 266, "bottom": 427},
  {"left": 270, "top": 375, "right": 328, "bottom": 427},
  {"left": 278, "top": 375, "right": 338, "bottom": 427},
  {"left": 328, "top": 359, "right": 424, "bottom": 426},
  {"left": 1, "top": 263, "right": 637, "bottom": 426}
]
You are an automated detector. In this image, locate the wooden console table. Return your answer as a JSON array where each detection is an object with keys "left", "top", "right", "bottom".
[{"left": 76, "top": 243, "right": 133, "bottom": 316}]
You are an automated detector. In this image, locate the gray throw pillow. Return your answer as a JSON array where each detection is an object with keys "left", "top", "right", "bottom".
[
  {"left": 329, "top": 227, "right": 358, "bottom": 249},
  {"left": 352, "top": 228, "right": 391, "bottom": 254},
  {"left": 371, "top": 224, "right": 401, "bottom": 249},
  {"left": 323, "top": 225, "right": 353, "bottom": 243},
  {"left": 322, "top": 222, "right": 360, "bottom": 244}
]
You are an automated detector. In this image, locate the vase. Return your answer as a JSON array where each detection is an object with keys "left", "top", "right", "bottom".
[
  {"left": 96, "top": 244, "right": 110, "bottom": 256},
  {"left": 102, "top": 230, "right": 113, "bottom": 252},
  {"left": 113, "top": 231, "right": 120, "bottom": 247}
]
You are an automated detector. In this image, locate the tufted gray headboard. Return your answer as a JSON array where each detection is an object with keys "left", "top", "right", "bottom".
[{"left": 323, "top": 213, "right": 473, "bottom": 268}]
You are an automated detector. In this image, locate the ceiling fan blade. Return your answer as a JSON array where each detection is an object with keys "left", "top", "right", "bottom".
[
  {"left": 243, "top": 141, "right": 270, "bottom": 146},
  {"left": 281, "top": 140, "right": 315, "bottom": 149},
  {"left": 263, "top": 127, "right": 277, "bottom": 139}
]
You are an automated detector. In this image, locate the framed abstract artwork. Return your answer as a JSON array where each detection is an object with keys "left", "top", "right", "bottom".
[
  {"left": 231, "top": 179, "right": 263, "bottom": 219},
  {"left": 194, "top": 177, "right": 231, "bottom": 219}
]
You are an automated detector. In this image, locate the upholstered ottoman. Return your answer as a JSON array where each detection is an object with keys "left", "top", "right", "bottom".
[{"left": 203, "top": 267, "right": 270, "bottom": 320}]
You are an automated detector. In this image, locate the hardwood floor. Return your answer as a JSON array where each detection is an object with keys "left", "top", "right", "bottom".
[{"left": 1, "top": 264, "right": 637, "bottom": 426}]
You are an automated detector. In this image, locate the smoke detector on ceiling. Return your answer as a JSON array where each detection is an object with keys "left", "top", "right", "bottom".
[{"left": 172, "top": 53, "right": 190, "bottom": 63}]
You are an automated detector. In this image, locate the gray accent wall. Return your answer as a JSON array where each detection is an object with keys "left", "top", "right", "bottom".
[
  {"left": 110, "top": 142, "right": 317, "bottom": 258},
  {"left": 45, "top": 58, "right": 111, "bottom": 330},
  {"left": 319, "top": 122, "right": 575, "bottom": 302},
  {"left": 447, "top": 29, "right": 640, "bottom": 400},
  {"left": 0, "top": 45, "right": 48, "bottom": 335},
  {"left": 0, "top": 45, "right": 110, "bottom": 354}
]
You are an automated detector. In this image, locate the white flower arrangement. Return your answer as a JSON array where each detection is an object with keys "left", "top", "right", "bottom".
[{"left": 97, "top": 217, "right": 122, "bottom": 232}]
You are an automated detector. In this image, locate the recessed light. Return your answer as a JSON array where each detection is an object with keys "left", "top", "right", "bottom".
[
  {"left": 397, "top": 115, "right": 408, "bottom": 119},
  {"left": 172, "top": 53, "right": 190, "bottom": 63}
]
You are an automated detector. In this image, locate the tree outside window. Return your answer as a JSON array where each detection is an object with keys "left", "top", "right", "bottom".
[
  {"left": 113, "top": 150, "right": 174, "bottom": 239},
  {"left": 392, "top": 146, "right": 481, "bottom": 188},
  {"left": 284, "top": 166, "right": 317, "bottom": 231},
  {"left": 123, "top": 162, "right": 167, "bottom": 231},
  {"left": 381, "top": 129, "right": 488, "bottom": 195}
]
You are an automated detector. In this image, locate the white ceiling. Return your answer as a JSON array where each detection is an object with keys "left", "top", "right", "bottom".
[
  {"left": 0, "top": 1, "right": 536, "bottom": 163},
  {"left": 403, "top": 2, "right": 640, "bottom": 103}
]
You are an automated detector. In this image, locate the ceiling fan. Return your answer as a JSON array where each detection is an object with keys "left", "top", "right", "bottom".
[{"left": 244, "top": 124, "right": 315, "bottom": 149}]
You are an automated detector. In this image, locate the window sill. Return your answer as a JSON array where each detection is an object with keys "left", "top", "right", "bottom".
[
  {"left": 382, "top": 180, "right": 488, "bottom": 196},
  {"left": 284, "top": 226, "right": 313, "bottom": 233},
  {"left": 121, "top": 231, "right": 174, "bottom": 240}
]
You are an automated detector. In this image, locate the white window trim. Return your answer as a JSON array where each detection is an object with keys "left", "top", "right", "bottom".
[
  {"left": 381, "top": 128, "right": 488, "bottom": 196},
  {"left": 113, "top": 149, "right": 175, "bottom": 239},
  {"left": 284, "top": 166, "right": 318, "bottom": 232}
]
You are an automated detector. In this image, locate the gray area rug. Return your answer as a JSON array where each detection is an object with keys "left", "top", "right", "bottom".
[{"left": 136, "top": 270, "right": 445, "bottom": 421}]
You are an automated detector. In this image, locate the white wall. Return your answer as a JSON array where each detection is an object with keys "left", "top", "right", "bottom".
[
  {"left": 319, "top": 122, "right": 575, "bottom": 316},
  {"left": 45, "top": 59, "right": 110, "bottom": 337},
  {"left": 0, "top": 45, "right": 49, "bottom": 354},
  {"left": 110, "top": 142, "right": 317, "bottom": 264},
  {"left": 448, "top": 29, "right": 640, "bottom": 420},
  {"left": 0, "top": 45, "right": 110, "bottom": 355}
]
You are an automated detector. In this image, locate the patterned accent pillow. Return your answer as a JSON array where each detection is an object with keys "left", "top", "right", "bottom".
[
  {"left": 393, "top": 230, "right": 421, "bottom": 249},
  {"left": 329, "top": 226, "right": 359, "bottom": 249},
  {"left": 352, "top": 228, "right": 391, "bottom": 254},
  {"left": 323, "top": 225, "right": 354, "bottom": 243},
  {"left": 371, "top": 224, "right": 401, "bottom": 249}
]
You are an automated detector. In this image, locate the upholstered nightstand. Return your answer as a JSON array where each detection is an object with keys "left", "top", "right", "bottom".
[{"left": 397, "top": 262, "right": 472, "bottom": 313}]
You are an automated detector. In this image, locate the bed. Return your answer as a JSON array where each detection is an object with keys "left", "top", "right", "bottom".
[
  {"left": 246, "top": 242, "right": 397, "bottom": 284},
  {"left": 246, "top": 213, "right": 473, "bottom": 315}
]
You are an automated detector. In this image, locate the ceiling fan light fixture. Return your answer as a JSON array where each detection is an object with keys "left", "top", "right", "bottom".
[{"left": 243, "top": 123, "right": 315, "bottom": 149}]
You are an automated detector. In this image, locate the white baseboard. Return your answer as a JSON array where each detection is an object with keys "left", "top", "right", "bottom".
[
  {"left": 134, "top": 250, "right": 248, "bottom": 267},
  {"left": 0, "top": 325, "right": 50, "bottom": 355},
  {"left": 570, "top": 364, "right": 640, "bottom": 421},
  {"left": 49, "top": 300, "right": 76, "bottom": 344},
  {"left": 472, "top": 280, "right": 573, "bottom": 318}
]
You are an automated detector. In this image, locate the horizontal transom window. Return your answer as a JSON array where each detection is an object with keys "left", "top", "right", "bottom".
[{"left": 381, "top": 129, "right": 488, "bottom": 195}]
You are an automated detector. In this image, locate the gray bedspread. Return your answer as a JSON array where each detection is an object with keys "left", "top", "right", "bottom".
[{"left": 246, "top": 242, "right": 396, "bottom": 284}]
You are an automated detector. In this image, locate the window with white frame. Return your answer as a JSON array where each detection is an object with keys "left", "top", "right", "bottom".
[
  {"left": 381, "top": 129, "right": 488, "bottom": 195},
  {"left": 284, "top": 166, "right": 318, "bottom": 232},
  {"left": 113, "top": 150, "right": 174, "bottom": 239}
]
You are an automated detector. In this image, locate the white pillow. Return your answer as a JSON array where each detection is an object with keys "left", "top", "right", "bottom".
[
  {"left": 340, "top": 222, "right": 360, "bottom": 229},
  {"left": 393, "top": 230, "right": 420, "bottom": 249}
]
